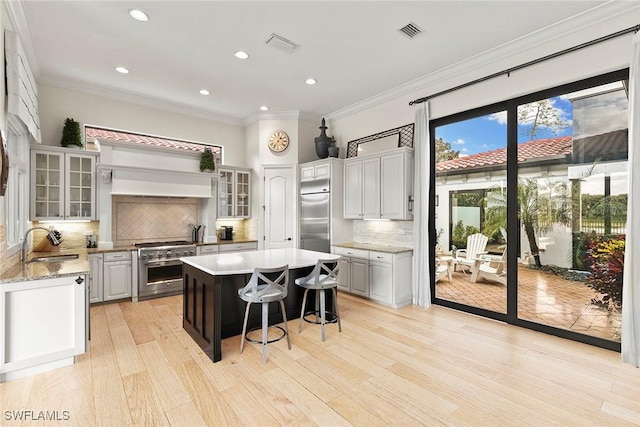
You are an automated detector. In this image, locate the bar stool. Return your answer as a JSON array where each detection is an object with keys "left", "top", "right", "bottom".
[
  {"left": 295, "top": 259, "right": 341, "bottom": 342},
  {"left": 238, "top": 265, "right": 291, "bottom": 364}
]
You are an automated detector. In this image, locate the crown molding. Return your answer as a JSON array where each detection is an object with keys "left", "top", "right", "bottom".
[
  {"left": 38, "top": 76, "right": 244, "bottom": 126},
  {"left": 242, "top": 110, "right": 321, "bottom": 126},
  {"left": 325, "top": 1, "right": 640, "bottom": 122}
]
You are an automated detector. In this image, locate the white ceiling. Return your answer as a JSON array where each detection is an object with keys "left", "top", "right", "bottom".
[{"left": 16, "top": 1, "right": 622, "bottom": 123}]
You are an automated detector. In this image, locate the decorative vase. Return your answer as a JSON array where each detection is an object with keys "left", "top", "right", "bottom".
[
  {"left": 328, "top": 143, "right": 339, "bottom": 158},
  {"left": 314, "top": 118, "right": 332, "bottom": 159}
]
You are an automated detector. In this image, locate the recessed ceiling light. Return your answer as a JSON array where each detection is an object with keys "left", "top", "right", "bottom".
[
  {"left": 234, "top": 51, "right": 249, "bottom": 60},
  {"left": 305, "top": 78, "right": 317, "bottom": 85},
  {"left": 129, "top": 9, "right": 149, "bottom": 22},
  {"left": 199, "top": 89, "right": 210, "bottom": 95},
  {"left": 259, "top": 106, "right": 269, "bottom": 111},
  {"left": 115, "top": 66, "right": 129, "bottom": 74}
]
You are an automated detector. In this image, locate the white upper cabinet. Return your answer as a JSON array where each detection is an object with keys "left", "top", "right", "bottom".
[
  {"left": 380, "top": 150, "right": 414, "bottom": 220},
  {"left": 300, "top": 162, "right": 330, "bottom": 182},
  {"left": 31, "top": 147, "right": 97, "bottom": 220},
  {"left": 218, "top": 167, "right": 251, "bottom": 219},
  {"left": 343, "top": 148, "right": 413, "bottom": 220}
]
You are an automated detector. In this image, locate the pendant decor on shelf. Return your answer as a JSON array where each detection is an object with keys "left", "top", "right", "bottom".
[{"left": 314, "top": 118, "right": 335, "bottom": 159}]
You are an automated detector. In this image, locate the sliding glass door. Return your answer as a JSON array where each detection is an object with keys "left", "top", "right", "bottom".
[{"left": 431, "top": 69, "right": 628, "bottom": 350}]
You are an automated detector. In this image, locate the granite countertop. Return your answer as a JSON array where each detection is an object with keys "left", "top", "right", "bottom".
[
  {"left": 333, "top": 242, "right": 413, "bottom": 254},
  {"left": 0, "top": 249, "right": 90, "bottom": 283}
]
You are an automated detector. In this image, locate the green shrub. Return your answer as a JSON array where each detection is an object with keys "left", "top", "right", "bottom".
[
  {"left": 451, "top": 220, "right": 480, "bottom": 249},
  {"left": 60, "top": 118, "right": 83, "bottom": 148},
  {"left": 584, "top": 235, "right": 625, "bottom": 311}
]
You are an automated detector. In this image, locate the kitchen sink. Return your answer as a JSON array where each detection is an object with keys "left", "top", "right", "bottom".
[{"left": 28, "top": 254, "right": 80, "bottom": 263}]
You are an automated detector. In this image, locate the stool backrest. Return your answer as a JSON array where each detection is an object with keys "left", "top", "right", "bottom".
[
  {"left": 308, "top": 259, "right": 339, "bottom": 288},
  {"left": 240, "top": 265, "right": 289, "bottom": 300}
]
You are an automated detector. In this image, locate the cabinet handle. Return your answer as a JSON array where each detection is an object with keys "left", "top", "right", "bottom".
[
  {"left": 75, "top": 276, "right": 85, "bottom": 285},
  {"left": 408, "top": 195, "right": 414, "bottom": 213},
  {"left": 376, "top": 256, "right": 383, "bottom": 259}
]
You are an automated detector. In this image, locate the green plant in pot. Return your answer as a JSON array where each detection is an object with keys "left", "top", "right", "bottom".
[
  {"left": 200, "top": 147, "right": 216, "bottom": 172},
  {"left": 60, "top": 118, "right": 84, "bottom": 148}
]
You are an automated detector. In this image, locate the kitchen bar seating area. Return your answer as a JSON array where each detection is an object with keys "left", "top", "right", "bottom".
[{"left": 181, "top": 248, "right": 340, "bottom": 363}]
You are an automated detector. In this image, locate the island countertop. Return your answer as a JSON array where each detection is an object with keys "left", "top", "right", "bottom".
[{"left": 181, "top": 248, "right": 340, "bottom": 276}]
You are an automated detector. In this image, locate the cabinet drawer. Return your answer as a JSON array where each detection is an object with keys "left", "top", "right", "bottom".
[
  {"left": 369, "top": 251, "right": 393, "bottom": 263},
  {"left": 333, "top": 246, "right": 368, "bottom": 259},
  {"left": 104, "top": 251, "right": 132, "bottom": 262},
  {"left": 198, "top": 245, "right": 219, "bottom": 255},
  {"left": 219, "top": 242, "right": 257, "bottom": 253}
]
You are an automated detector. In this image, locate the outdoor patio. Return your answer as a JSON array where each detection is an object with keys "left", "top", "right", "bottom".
[{"left": 435, "top": 265, "right": 621, "bottom": 342}]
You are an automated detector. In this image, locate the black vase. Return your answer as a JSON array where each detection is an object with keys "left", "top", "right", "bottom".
[{"left": 314, "top": 118, "right": 332, "bottom": 159}]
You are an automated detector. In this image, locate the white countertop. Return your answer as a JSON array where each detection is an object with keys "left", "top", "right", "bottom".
[{"left": 181, "top": 248, "right": 340, "bottom": 276}]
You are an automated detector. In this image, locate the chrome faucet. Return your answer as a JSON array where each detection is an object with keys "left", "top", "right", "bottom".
[{"left": 21, "top": 227, "right": 61, "bottom": 262}]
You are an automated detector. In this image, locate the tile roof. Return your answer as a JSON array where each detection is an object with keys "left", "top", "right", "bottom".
[
  {"left": 436, "top": 136, "right": 573, "bottom": 173},
  {"left": 85, "top": 126, "right": 218, "bottom": 154}
]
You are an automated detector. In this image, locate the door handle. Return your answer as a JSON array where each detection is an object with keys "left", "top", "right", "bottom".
[{"left": 287, "top": 237, "right": 292, "bottom": 241}]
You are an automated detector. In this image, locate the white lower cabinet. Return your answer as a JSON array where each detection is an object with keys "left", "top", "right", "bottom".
[
  {"left": 0, "top": 275, "right": 88, "bottom": 382},
  {"left": 90, "top": 251, "right": 132, "bottom": 303},
  {"left": 333, "top": 246, "right": 413, "bottom": 308},
  {"left": 88, "top": 253, "right": 103, "bottom": 303},
  {"left": 335, "top": 248, "right": 369, "bottom": 297}
]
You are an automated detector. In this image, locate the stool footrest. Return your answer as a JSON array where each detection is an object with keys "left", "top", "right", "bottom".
[
  {"left": 303, "top": 310, "right": 338, "bottom": 325},
  {"left": 245, "top": 325, "right": 288, "bottom": 344}
]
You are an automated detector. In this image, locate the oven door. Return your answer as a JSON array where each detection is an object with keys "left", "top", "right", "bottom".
[{"left": 138, "top": 258, "right": 184, "bottom": 299}]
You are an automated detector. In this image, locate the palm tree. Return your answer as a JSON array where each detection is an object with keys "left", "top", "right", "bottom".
[{"left": 483, "top": 177, "right": 570, "bottom": 267}]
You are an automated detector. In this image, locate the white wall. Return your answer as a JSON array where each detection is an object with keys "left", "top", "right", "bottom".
[{"left": 37, "top": 84, "right": 246, "bottom": 167}]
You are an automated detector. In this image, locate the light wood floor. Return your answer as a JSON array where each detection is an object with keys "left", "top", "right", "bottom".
[{"left": 1, "top": 293, "right": 639, "bottom": 426}]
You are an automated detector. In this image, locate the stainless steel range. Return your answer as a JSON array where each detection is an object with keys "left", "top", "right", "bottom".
[{"left": 136, "top": 241, "right": 196, "bottom": 300}]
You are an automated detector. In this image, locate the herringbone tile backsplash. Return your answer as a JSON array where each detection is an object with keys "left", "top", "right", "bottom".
[{"left": 113, "top": 196, "right": 201, "bottom": 246}]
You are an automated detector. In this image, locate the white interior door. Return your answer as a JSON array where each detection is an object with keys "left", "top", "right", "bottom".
[{"left": 263, "top": 166, "right": 296, "bottom": 249}]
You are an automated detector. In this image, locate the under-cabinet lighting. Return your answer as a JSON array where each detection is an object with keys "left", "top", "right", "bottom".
[
  {"left": 234, "top": 51, "right": 249, "bottom": 60},
  {"left": 115, "top": 66, "right": 129, "bottom": 74}
]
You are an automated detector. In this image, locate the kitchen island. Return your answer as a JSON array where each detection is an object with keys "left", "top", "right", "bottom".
[{"left": 181, "top": 248, "right": 340, "bottom": 362}]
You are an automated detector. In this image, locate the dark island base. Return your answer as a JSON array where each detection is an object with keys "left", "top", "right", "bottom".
[{"left": 182, "top": 264, "right": 333, "bottom": 362}]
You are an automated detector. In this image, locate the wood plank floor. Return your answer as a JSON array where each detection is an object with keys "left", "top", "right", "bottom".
[{"left": 1, "top": 293, "right": 639, "bottom": 426}]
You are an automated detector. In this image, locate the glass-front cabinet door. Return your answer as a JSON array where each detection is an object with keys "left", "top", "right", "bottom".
[
  {"left": 235, "top": 170, "right": 250, "bottom": 218},
  {"left": 218, "top": 170, "right": 234, "bottom": 218},
  {"left": 31, "top": 148, "right": 97, "bottom": 221},
  {"left": 218, "top": 168, "right": 251, "bottom": 219},
  {"left": 65, "top": 154, "right": 95, "bottom": 219},
  {"left": 32, "top": 151, "right": 63, "bottom": 219}
]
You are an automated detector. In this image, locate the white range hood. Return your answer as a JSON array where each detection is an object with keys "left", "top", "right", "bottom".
[{"left": 101, "top": 164, "right": 215, "bottom": 198}]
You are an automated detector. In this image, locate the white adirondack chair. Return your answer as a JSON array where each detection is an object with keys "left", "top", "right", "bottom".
[
  {"left": 470, "top": 246, "right": 507, "bottom": 285},
  {"left": 453, "top": 233, "right": 488, "bottom": 275}
]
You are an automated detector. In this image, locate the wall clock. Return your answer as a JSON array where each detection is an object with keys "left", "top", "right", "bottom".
[{"left": 268, "top": 130, "right": 289, "bottom": 153}]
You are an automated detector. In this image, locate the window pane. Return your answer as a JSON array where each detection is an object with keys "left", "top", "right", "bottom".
[
  {"left": 517, "top": 81, "right": 627, "bottom": 343},
  {"left": 434, "top": 111, "right": 508, "bottom": 314}
]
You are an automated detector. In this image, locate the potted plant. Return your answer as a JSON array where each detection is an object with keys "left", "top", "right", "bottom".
[
  {"left": 60, "top": 118, "right": 84, "bottom": 148},
  {"left": 199, "top": 147, "right": 216, "bottom": 172}
]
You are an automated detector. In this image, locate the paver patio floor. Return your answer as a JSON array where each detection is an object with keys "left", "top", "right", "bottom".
[{"left": 435, "top": 264, "right": 621, "bottom": 342}]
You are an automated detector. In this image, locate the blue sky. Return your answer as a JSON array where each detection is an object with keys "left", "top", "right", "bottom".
[{"left": 435, "top": 96, "right": 574, "bottom": 156}]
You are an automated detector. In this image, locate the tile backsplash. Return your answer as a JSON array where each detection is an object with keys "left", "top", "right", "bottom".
[
  {"left": 113, "top": 196, "right": 201, "bottom": 247},
  {"left": 353, "top": 220, "right": 414, "bottom": 248}
]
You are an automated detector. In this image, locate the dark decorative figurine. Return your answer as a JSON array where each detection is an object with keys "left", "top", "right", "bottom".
[{"left": 314, "top": 118, "right": 333, "bottom": 159}]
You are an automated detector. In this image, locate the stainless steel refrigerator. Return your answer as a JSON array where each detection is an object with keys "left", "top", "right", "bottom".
[{"left": 299, "top": 178, "right": 330, "bottom": 253}]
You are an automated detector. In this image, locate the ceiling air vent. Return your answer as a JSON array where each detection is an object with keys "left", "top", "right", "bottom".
[
  {"left": 265, "top": 33, "right": 299, "bottom": 54},
  {"left": 398, "top": 22, "right": 423, "bottom": 39}
]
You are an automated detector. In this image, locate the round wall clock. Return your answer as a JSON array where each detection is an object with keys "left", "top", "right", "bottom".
[{"left": 268, "top": 130, "right": 289, "bottom": 153}]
